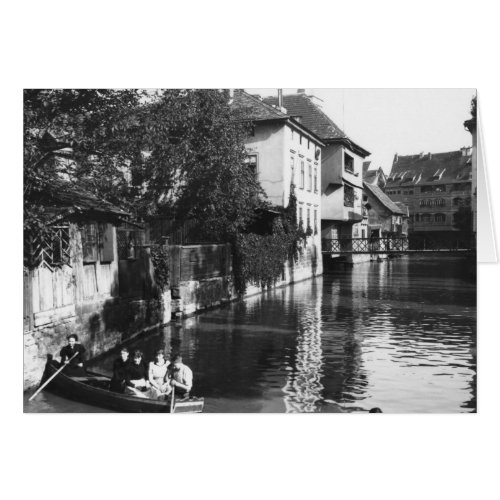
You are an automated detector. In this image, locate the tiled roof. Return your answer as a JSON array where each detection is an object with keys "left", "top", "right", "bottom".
[
  {"left": 394, "top": 202, "right": 409, "bottom": 216},
  {"left": 263, "top": 93, "right": 370, "bottom": 157},
  {"left": 387, "top": 150, "right": 472, "bottom": 187},
  {"left": 364, "top": 182, "right": 406, "bottom": 215},
  {"left": 42, "top": 178, "right": 130, "bottom": 220},
  {"left": 232, "top": 90, "right": 325, "bottom": 145},
  {"left": 232, "top": 90, "right": 289, "bottom": 122}
]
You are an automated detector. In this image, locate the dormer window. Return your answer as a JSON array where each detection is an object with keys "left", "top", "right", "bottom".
[{"left": 432, "top": 168, "right": 446, "bottom": 180}]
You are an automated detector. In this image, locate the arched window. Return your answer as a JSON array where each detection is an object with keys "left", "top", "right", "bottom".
[
  {"left": 436, "top": 198, "right": 445, "bottom": 206},
  {"left": 422, "top": 213, "right": 431, "bottom": 223},
  {"left": 435, "top": 213, "right": 446, "bottom": 223},
  {"left": 453, "top": 197, "right": 463, "bottom": 206}
]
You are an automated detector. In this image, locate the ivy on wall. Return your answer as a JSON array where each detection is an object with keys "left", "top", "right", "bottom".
[
  {"left": 233, "top": 187, "right": 310, "bottom": 295},
  {"left": 150, "top": 243, "right": 170, "bottom": 293}
]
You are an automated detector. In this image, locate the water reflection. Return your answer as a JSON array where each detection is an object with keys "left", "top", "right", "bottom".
[
  {"left": 26, "top": 256, "right": 476, "bottom": 413},
  {"left": 282, "top": 285, "right": 324, "bottom": 413}
]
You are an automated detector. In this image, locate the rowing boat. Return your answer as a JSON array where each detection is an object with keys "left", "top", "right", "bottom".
[{"left": 40, "top": 362, "right": 204, "bottom": 413}]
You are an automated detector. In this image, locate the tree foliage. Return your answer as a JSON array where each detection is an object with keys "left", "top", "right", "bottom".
[{"left": 24, "top": 89, "right": 266, "bottom": 243}]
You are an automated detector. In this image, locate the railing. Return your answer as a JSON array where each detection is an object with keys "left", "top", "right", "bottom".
[
  {"left": 322, "top": 237, "right": 474, "bottom": 254},
  {"left": 322, "top": 237, "right": 409, "bottom": 253}
]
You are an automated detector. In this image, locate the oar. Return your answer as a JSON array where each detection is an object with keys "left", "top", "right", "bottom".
[
  {"left": 29, "top": 351, "right": 80, "bottom": 401},
  {"left": 170, "top": 385, "right": 176, "bottom": 413}
]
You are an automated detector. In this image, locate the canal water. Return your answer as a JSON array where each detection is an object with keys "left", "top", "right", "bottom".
[{"left": 25, "top": 256, "right": 476, "bottom": 413}]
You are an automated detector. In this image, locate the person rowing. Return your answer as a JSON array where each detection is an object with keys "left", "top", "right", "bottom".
[{"left": 59, "top": 334, "right": 86, "bottom": 377}]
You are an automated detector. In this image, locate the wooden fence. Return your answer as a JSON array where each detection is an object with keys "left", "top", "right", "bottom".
[{"left": 169, "top": 244, "right": 232, "bottom": 288}]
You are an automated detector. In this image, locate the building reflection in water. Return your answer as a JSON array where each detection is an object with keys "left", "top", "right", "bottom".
[{"left": 282, "top": 282, "right": 324, "bottom": 413}]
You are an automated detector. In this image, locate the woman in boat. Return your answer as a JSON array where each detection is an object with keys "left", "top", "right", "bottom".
[
  {"left": 147, "top": 349, "right": 171, "bottom": 400},
  {"left": 110, "top": 347, "right": 130, "bottom": 393},
  {"left": 59, "top": 334, "right": 86, "bottom": 377},
  {"left": 124, "top": 350, "right": 150, "bottom": 398}
]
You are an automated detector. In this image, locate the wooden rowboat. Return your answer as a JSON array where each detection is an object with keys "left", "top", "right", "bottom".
[{"left": 41, "top": 362, "right": 204, "bottom": 413}]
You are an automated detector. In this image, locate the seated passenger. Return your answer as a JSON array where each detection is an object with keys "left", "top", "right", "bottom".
[
  {"left": 60, "top": 334, "right": 86, "bottom": 377},
  {"left": 110, "top": 347, "right": 130, "bottom": 393},
  {"left": 168, "top": 354, "right": 193, "bottom": 398},
  {"left": 148, "top": 349, "right": 171, "bottom": 400},
  {"left": 124, "top": 350, "right": 150, "bottom": 398}
]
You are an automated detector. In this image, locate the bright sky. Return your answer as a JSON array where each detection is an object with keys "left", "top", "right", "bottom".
[{"left": 248, "top": 88, "right": 475, "bottom": 174}]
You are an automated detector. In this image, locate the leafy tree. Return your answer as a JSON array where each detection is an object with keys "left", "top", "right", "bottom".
[
  {"left": 133, "top": 89, "right": 266, "bottom": 241},
  {"left": 24, "top": 89, "right": 266, "bottom": 244},
  {"left": 24, "top": 89, "right": 144, "bottom": 236}
]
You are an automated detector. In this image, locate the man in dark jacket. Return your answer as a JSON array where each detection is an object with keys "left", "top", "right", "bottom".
[
  {"left": 60, "top": 334, "right": 86, "bottom": 377},
  {"left": 110, "top": 347, "right": 130, "bottom": 393}
]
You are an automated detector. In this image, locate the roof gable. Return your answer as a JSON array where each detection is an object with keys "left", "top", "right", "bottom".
[{"left": 364, "top": 182, "right": 406, "bottom": 215}]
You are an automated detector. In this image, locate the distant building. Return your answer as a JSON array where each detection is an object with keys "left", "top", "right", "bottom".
[
  {"left": 232, "top": 90, "right": 325, "bottom": 282},
  {"left": 263, "top": 91, "right": 371, "bottom": 247},
  {"left": 363, "top": 182, "right": 408, "bottom": 238},
  {"left": 386, "top": 149, "right": 472, "bottom": 244},
  {"left": 363, "top": 162, "right": 387, "bottom": 190}
]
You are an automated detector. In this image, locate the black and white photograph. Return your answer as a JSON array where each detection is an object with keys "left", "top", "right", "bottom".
[
  {"left": 6, "top": 2, "right": 500, "bottom": 498},
  {"left": 23, "top": 88, "right": 477, "bottom": 414}
]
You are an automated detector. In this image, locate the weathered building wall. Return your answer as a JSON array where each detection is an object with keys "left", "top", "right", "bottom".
[{"left": 24, "top": 223, "right": 171, "bottom": 390}]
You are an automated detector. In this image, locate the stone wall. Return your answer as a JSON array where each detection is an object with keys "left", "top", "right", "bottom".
[
  {"left": 173, "top": 238, "right": 322, "bottom": 314},
  {"left": 24, "top": 291, "right": 171, "bottom": 390}
]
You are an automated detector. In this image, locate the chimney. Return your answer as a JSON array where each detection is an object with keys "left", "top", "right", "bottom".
[
  {"left": 228, "top": 88, "right": 234, "bottom": 105},
  {"left": 297, "top": 89, "right": 306, "bottom": 94},
  {"left": 278, "top": 89, "right": 283, "bottom": 108},
  {"left": 428, "top": 152, "right": 432, "bottom": 160},
  {"left": 393, "top": 153, "right": 398, "bottom": 164}
]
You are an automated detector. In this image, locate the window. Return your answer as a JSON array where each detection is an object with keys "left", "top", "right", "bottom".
[
  {"left": 314, "top": 167, "right": 318, "bottom": 193},
  {"left": 453, "top": 197, "right": 463, "bottom": 207},
  {"left": 82, "top": 223, "right": 98, "bottom": 263},
  {"left": 415, "top": 214, "right": 420, "bottom": 222},
  {"left": 344, "top": 153, "right": 354, "bottom": 174},
  {"left": 307, "top": 208, "right": 310, "bottom": 230},
  {"left": 344, "top": 185, "right": 354, "bottom": 207},
  {"left": 308, "top": 163, "right": 312, "bottom": 192},
  {"left": 300, "top": 161, "right": 305, "bottom": 189},
  {"left": 245, "top": 154, "right": 258, "bottom": 179},
  {"left": 465, "top": 197, "right": 471, "bottom": 206},
  {"left": 290, "top": 156, "right": 295, "bottom": 185},
  {"left": 117, "top": 229, "right": 141, "bottom": 260},
  {"left": 409, "top": 190, "right": 414, "bottom": 195},
  {"left": 299, "top": 134, "right": 302, "bottom": 145},
  {"left": 435, "top": 213, "right": 445, "bottom": 223},
  {"left": 422, "top": 213, "right": 431, "bottom": 223},
  {"left": 298, "top": 206, "right": 303, "bottom": 226},
  {"left": 314, "top": 210, "right": 318, "bottom": 234},
  {"left": 436, "top": 198, "right": 445, "bottom": 207}
]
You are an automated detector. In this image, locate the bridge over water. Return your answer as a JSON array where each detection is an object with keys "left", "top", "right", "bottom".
[{"left": 321, "top": 237, "right": 475, "bottom": 255}]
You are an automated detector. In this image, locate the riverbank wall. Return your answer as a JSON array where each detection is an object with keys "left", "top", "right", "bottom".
[{"left": 171, "top": 236, "right": 322, "bottom": 316}]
